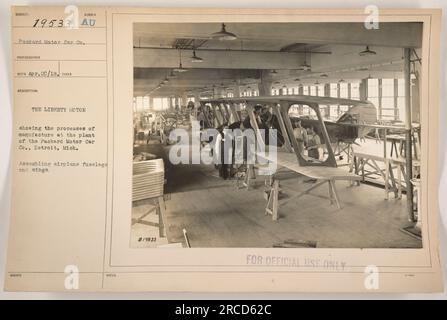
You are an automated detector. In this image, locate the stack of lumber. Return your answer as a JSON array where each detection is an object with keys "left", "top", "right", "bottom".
[{"left": 132, "top": 158, "right": 164, "bottom": 201}]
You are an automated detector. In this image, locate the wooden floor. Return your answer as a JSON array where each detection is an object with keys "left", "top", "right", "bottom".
[{"left": 132, "top": 138, "right": 422, "bottom": 249}]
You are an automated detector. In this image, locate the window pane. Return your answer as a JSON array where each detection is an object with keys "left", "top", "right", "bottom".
[
  {"left": 302, "top": 105, "right": 310, "bottom": 115},
  {"left": 369, "top": 97, "right": 379, "bottom": 111},
  {"left": 381, "top": 108, "right": 395, "bottom": 118},
  {"left": 329, "top": 105, "right": 339, "bottom": 119},
  {"left": 317, "top": 85, "right": 325, "bottom": 96},
  {"left": 350, "top": 83, "right": 360, "bottom": 99},
  {"left": 381, "top": 97, "right": 394, "bottom": 109},
  {"left": 382, "top": 79, "right": 394, "bottom": 97},
  {"left": 367, "top": 79, "right": 379, "bottom": 97},
  {"left": 303, "top": 86, "right": 309, "bottom": 95},
  {"left": 340, "top": 83, "right": 348, "bottom": 98},
  {"left": 136, "top": 96, "right": 144, "bottom": 111},
  {"left": 289, "top": 105, "right": 300, "bottom": 115},
  {"left": 153, "top": 98, "right": 163, "bottom": 110},
  {"left": 340, "top": 105, "right": 349, "bottom": 113},
  {"left": 330, "top": 83, "right": 338, "bottom": 97}
]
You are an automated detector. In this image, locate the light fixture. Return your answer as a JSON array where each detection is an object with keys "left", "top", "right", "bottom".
[
  {"left": 211, "top": 23, "right": 238, "bottom": 41},
  {"left": 320, "top": 73, "right": 328, "bottom": 78},
  {"left": 191, "top": 49, "right": 203, "bottom": 63},
  {"left": 273, "top": 81, "right": 281, "bottom": 85},
  {"left": 162, "top": 77, "right": 169, "bottom": 84},
  {"left": 270, "top": 69, "right": 278, "bottom": 74},
  {"left": 338, "top": 79, "right": 346, "bottom": 83},
  {"left": 359, "top": 46, "right": 377, "bottom": 56},
  {"left": 357, "top": 66, "right": 369, "bottom": 71},
  {"left": 300, "top": 63, "right": 311, "bottom": 71},
  {"left": 299, "top": 52, "right": 312, "bottom": 71},
  {"left": 173, "top": 49, "right": 188, "bottom": 72},
  {"left": 168, "top": 70, "right": 177, "bottom": 78},
  {"left": 314, "top": 80, "right": 320, "bottom": 85},
  {"left": 294, "top": 78, "right": 301, "bottom": 82}
]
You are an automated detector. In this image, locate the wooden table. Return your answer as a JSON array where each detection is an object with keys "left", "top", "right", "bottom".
[{"left": 386, "top": 134, "right": 405, "bottom": 158}]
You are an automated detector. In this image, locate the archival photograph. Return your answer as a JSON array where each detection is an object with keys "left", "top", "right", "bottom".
[{"left": 130, "top": 21, "right": 423, "bottom": 249}]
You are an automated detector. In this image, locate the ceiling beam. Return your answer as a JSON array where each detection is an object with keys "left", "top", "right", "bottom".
[
  {"left": 134, "top": 48, "right": 305, "bottom": 69},
  {"left": 134, "top": 22, "right": 422, "bottom": 48}
]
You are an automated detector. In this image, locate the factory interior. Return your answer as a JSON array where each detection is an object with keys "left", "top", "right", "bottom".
[{"left": 131, "top": 22, "right": 423, "bottom": 249}]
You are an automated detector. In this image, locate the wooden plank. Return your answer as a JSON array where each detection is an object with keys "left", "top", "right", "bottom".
[{"left": 132, "top": 158, "right": 165, "bottom": 201}]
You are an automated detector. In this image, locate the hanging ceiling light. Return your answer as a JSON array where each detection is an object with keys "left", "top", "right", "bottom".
[
  {"left": 320, "top": 73, "right": 328, "bottom": 78},
  {"left": 300, "top": 62, "right": 311, "bottom": 71},
  {"left": 173, "top": 61, "right": 188, "bottom": 72},
  {"left": 359, "top": 45, "right": 377, "bottom": 56},
  {"left": 294, "top": 78, "right": 301, "bottom": 82},
  {"left": 314, "top": 80, "right": 320, "bottom": 85},
  {"left": 338, "top": 79, "right": 346, "bottom": 83},
  {"left": 211, "top": 23, "right": 238, "bottom": 41},
  {"left": 299, "top": 52, "right": 312, "bottom": 71},
  {"left": 168, "top": 70, "right": 177, "bottom": 78},
  {"left": 191, "top": 49, "right": 203, "bottom": 63},
  {"left": 270, "top": 69, "right": 278, "bottom": 74},
  {"left": 173, "top": 49, "right": 188, "bottom": 73}
]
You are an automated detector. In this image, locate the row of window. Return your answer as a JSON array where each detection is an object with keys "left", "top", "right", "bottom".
[
  {"left": 133, "top": 96, "right": 196, "bottom": 111},
  {"left": 368, "top": 78, "right": 406, "bottom": 121},
  {"left": 134, "top": 78, "right": 408, "bottom": 121},
  {"left": 271, "top": 82, "right": 360, "bottom": 99},
  {"left": 270, "top": 79, "right": 406, "bottom": 121}
]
